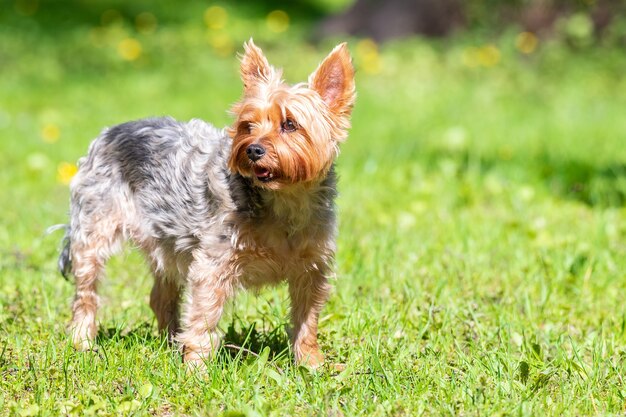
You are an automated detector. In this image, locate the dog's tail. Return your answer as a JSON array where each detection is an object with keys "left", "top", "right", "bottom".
[{"left": 46, "top": 224, "right": 72, "bottom": 280}]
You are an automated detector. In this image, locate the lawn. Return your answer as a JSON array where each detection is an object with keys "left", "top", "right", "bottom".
[{"left": 1, "top": 2, "right": 626, "bottom": 416}]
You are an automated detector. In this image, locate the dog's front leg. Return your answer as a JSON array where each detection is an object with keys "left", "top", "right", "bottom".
[
  {"left": 177, "top": 255, "right": 231, "bottom": 369},
  {"left": 288, "top": 271, "right": 331, "bottom": 368}
]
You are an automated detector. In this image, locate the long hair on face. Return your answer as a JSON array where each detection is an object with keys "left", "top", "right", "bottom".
[{"left": 227, "top": 40, "right": 355, "bottom": 189}]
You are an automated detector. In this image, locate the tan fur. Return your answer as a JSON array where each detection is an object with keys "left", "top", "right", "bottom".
[
  {"left": 64, "top": 40, "right": 355, "bottom": 370},
  {"left": 228, "top": 41, "right": 355, "bottom": 191}
]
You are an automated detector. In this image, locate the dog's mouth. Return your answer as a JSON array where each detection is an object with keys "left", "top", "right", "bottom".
[{"left": 253, "top": 166, "right": 273, "bottom": 182}]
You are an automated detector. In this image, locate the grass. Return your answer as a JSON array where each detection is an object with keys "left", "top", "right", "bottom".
[{"left": 2, "top": 2, "right": 626, "bottom": 416}]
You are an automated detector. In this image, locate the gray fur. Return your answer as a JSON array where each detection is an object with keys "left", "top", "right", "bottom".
[
  {"left": 47, "top": 223, "right": 71, "bottom": 279},
  {"left": 61, "top": 116, "right": 337, "bottom": 282},
  {"left": 59, "top": 39, "right": 354, "bottom": 368}
]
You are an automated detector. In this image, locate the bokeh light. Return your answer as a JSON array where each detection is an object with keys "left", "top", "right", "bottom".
[
  {"left": 26, "top": 153, "right": 49, "bottom": 173},
  {"left": 41, "top": 123, "right": 60, "bottom": 143},
  {"left": 14, "top": 0, "right": 38, "bottom": 16},
  {"left": 563, "top": 12, "right": 593, "bottom": 45},
  {"left": 136, "top": 12, "right": 158, "bottom": 35},
  {"left": 101, "top": 9, "right": 123, "bottom": 26},
  {"left": 207, "top": 32, "right": 234, "bottom": 57},
  {"left": 88, "top": 27, "right": 107, "bottom": 48},
  {"left": 442, "top": 126, "right": 468, "bottom": 152},
  {"left": 118, "top": 38, "right": 142, "bottom": 61},
  {"left": 516, "top": 32, "right": 538, "bottom": 54},
  {"left": 204, "top": 6, "right": 228, "bottom": 30},
  {"left": 266, "top": 10, "right": 289, "bottom": 33}
]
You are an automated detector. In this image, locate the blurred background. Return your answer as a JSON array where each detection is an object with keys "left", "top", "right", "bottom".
[{"left": 1, "top": 0, "right": 626, "bottom": 277}]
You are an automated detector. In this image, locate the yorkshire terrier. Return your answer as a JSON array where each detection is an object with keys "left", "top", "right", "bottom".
[{"left": 56, "top": 40, "right": 355, "bottom": 368}]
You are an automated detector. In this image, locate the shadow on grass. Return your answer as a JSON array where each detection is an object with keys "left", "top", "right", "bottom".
[
  {"left": 95, "top": 322, "right": 160, "bottom": 348},
  {"left": 94, "top": 319, "right": 291, "bottom": 363},
  {"left": 220, "top": 319, "right": 291, "bottom": 362}
]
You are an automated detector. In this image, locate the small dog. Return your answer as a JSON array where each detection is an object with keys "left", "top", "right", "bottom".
[{"left": 57, "top": 40, "right": 355, "bottom": 368}]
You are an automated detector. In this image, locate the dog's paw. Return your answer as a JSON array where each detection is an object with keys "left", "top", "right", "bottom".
[
  {"left": 70, "top": 319, "right": 97, "bottom": 351},
  {"left": 296, "top": 347, "right": 325, "bottom": 369}
]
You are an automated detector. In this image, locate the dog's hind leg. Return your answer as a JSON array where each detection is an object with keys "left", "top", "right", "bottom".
[{"left": 69, "top": 216, "right": 124, "bottom": 350}]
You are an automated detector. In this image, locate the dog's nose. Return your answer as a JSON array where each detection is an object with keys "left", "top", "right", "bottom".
[{"left": 246, "top": 144, "right": 266, "bottom": 161}]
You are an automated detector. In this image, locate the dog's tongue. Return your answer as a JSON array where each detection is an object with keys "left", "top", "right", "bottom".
[{"left": 254, "top": 167, "right": 270, "bottom": 179}]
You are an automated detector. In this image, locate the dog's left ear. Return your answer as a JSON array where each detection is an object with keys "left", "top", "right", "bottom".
[{"left": 309, "top": 43, "right": 356, "bottom": 117}]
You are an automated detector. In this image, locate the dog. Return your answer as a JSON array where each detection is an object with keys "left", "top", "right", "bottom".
[{"left": 56, "top": 40, "right": 355, "bottom": 368}]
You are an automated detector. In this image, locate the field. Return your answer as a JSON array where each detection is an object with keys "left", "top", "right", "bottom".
[{"left": 1, "top": 2, "right": 626, "bottom": 416}]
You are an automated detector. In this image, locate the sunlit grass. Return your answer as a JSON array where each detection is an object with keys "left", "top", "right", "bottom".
[{"left": 1, "top": 4, "right": 626, "bottom": 416}]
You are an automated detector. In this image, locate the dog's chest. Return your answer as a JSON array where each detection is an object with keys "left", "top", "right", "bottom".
[
  {"left": 224, "top": 182, "right": 336, "bottom": 286},
  {"left": 245, "top": 218, "right": 316, "bottom": 254},
  {"left": 231, "top": 217, "right": 328, "bottom": 287}
]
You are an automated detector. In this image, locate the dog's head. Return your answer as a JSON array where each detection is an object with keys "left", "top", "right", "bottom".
[{"left": 228, "top": 40, "right": 355, "bottom": 190}]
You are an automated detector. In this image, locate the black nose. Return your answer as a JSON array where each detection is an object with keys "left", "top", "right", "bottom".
[{"left": 246, "top": 144, "right": 266, "bottom": 161}]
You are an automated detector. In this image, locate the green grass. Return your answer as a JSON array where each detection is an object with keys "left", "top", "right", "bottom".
[{"left": 2, "top": 3, "right": 626, "bottom": 416}]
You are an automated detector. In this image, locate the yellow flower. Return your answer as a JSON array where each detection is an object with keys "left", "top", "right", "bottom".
[
  {"left": 356, "top": 39, "right": 381, "bottom": 74},
  {"left": 41, "top": 123, "right": 60, "bottom": 143},
  {"left": 57, "top": 162, "right": 78, "bottom": 185},
  {"left": 477, "top": 45, "right": 500, "bottom": 67},
  {"left": 207, "top": 32, "right": 234, "bottom": 57},
  {"left": 266, "top": 10, "right": 289, "bottom": 33},
  {"left": 462, "top": 45, "right": 501, "bottom": 68},
  {"left": 118, "top": 38, "right": 142, "bottom": 61},
  {"left": 515, "top": 32, "right": 538, "bottom": 54},
  {"left": 204, "top": 6, "right": 228, "bottom": 30}
]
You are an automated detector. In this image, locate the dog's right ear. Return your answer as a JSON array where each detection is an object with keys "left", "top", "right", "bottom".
[
  {"left": 309, "top": 43, "right": 355, "bottom": 118},
  {"left": 240, "top": 39, "right": 274, "bottom": 89}
]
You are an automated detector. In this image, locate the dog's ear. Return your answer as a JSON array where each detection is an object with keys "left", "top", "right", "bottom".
[
  {"left": 309, "top": 43, "right": 355, "bottom": 117},
  {"left": 240, "top": 39, "right": 274, "bottom": 89}
]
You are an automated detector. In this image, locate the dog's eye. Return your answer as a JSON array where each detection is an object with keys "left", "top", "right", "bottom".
[
  {"left": 239, "top": 122, "right": 252, "bottom": 134},
  {"left": 281, "top": 119, "right": 297, "bottom": 132}
]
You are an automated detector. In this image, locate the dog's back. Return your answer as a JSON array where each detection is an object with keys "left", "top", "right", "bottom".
[{"left": 60, "top": 118, "right": 237, "bottom": 279}]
